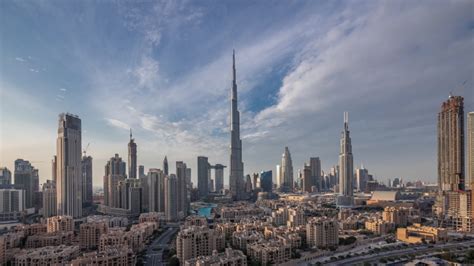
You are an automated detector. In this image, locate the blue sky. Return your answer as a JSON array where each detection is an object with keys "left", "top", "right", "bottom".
[{"left": 1, "top": 0, "right": 473, "bottom": 187}]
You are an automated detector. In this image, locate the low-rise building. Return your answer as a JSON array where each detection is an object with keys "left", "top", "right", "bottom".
[
  {"left": 365, "top": 219, "right": 394, "bottom": 235},
  {"left": 14, "top": 245, "right": 80, "bottom": 265},
  {"left": 306, "top": 217, "right": 339, "bottom": 249},
  {"left": 70, "top": 246, "right": 136, "bottom": 265},
  {"left": 80, "top": 221, "right": 108, "bottom": 250},
  {"left": 247, "top": 240, "right": 291, "bottom": 265},
  {"left": 176, "top": 226, "right": 225, "bottom": 262},
  {"left": 47, "top": 215, "right": 74, "bottom": 233},
  {"left": 396, "top": 224, "right": 448, "bottom": 244},
  {"left": 25, "top": 231, "right": 74, "bottom": 248},
  {"left": 184, "top": 248, "right": 247, "bottom": 266}
]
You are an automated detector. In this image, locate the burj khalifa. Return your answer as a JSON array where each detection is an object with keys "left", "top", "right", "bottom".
[{"left": 229, "top": 50, "right": 244, "bottom": 200}]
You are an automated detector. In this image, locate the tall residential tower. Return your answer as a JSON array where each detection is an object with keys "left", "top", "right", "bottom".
[
  {"left": 438, "top": 95, "right": 464, "bottom": 192},
  {"left": 280, "top": 147, "right": 294, "bottom": 192},
  {"left": 56, "top": 113, "right": 83, "bottom": 218},
  {"left": 229, "top": 50, "right": 245, "bottom": 200}
]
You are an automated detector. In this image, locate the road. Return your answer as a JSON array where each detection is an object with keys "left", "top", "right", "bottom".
[
  {"left": 145, "top": 227, "right": 178, "bottom": 266},
  {"left": 316, "top": 239, "right": 474, "bottom": 265}
]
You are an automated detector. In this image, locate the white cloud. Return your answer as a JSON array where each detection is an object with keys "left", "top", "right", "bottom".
[
  {"left": 105, "top": 118, "right": 130, "bottom": 130},
  {"left": 15, "top": 57, "right": 26, "bottom": 62}
]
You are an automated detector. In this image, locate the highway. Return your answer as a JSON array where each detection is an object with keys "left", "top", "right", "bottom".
[
  {"left": 145, "top": 227, "right": 179, "bottom": 266},
  {"left": 309, "top": 239, "right": 474, "bottom": 265}
]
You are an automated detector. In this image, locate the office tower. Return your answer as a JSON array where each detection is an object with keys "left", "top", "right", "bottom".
[
  {"left": 337, "top": 112, "right": 354, "bottom": 206},
  {"left": 56, "top": 113, "right": 82, "bottom": 218},
  {"left": 213, "top": 164, "right": 225, "bottom": 193},
  {"left": 306, "top": 217, "right": 339, "bottom": 249},
  {"left": 138, "top": 165, "right": 145, "bottom": 179},
  {"left": 163, "top": 156, "right": 169, "bottom": 176},
  {"left": 52, "top": 156, "right": 57, "bottom": 183},
  {"left": 81, "top": 156, "right": 93, "bottom": 205},
  {"left": 176, "top": 161, "right": 189, "bottom": 217},
  {"left": 0, "top": 168, "right": 11, "bottom": 185},
  {"left": 14, "top": 159, "right": 37, "bottom": 208},
  {"left": 280, "top": 147, "right": 294, "bottom": 192},
  {"left": 42, "top": 180, "right": 57, "bottom": 218},
  {"left": 438, "top": 95, "right": 465, "bottom": 191},
  {"left": 468, "top": 112, "right": 474, "bottom": 187},
  {"left": 229, "top": 50, "right": 245, "bottom": 200},
  {"left": 165, "top": 174, "right": 178, "bottom": 221},
  {"left": 197, "top": 156, "right": 210, "bottom": 199},
  {"left": 148, "top": 168, "right": 165, "bottom": 212},
  {"left": 302, "top": 164, "right": 313, "bottom": 193},
  {"left": 104, "top": 154, "right": 126, "bottom": 208},
  {"left": 252, "top": 173, "right": 259, "bottom": 190},
  {"left": 260, "top": 171, "right": 272, "bottom": 193},
  {"left": 0, "top": 188, "right": 25, "bottom": 214},
  {"left": 355, "top": 166, "right": 369, "bottom": 192},
  {"left": 309, "top": 157, "right": 321, "bottom": 192},
  {"left": 128, "top": 129, "right": 137, "bottom": 179}
]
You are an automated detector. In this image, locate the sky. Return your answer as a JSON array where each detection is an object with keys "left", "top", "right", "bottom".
[{"left": 0, "top": 0, "right": 473, "bottom": 187}]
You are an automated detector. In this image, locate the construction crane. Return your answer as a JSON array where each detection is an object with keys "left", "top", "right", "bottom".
[
  {"left": 83, "top": 143, "right": 90, "bottom": 157},
  {"left": 449, "top": 80, "right": 468, "bottom": 97}
]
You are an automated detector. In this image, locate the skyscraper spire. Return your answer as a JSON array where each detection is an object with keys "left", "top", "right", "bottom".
[
  {"left": 130, "top": 128, "right": 132, "bottom": 141},
  {"left": 229, "top": 50, "right": 244, "bottom": 200}
]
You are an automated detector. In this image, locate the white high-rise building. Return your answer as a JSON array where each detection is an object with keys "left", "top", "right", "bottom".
[
  {"left": 468, "top": 112, "right": 474, "bottom": 188},
  {"left": 276, "top": 165, "right": 281, "bottom": 188},
  {"left": 56, "top": 113, "right": 82, "bottom": 218},
  {"left": 280, "top": 147, "right": 294, "bottom": 192},
  {"left": 337, "top": 112, "right": 354, "bottom": 207}
]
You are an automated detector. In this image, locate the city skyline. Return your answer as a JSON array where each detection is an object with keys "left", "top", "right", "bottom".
[{"left": 1, "top": 1, "right": 474, "bottom": 187}]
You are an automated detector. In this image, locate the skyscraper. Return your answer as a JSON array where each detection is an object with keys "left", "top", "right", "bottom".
[
  {"left": 56, "top": 113, "right": 83, "bottom": 218},
  {"left": 468, "top": 112, "right": 474, "bottom": 188},
  {"left": 176, "top": 161, "right": 189, "bottom": 218},
  {"left": 438, "top": 95, "right": 465, "bottom": 192},
  {"left": 276, "top": 165, "right": 281, "bottom": 188},
  {"left": 81, "top": 156, "right": 93, "bottom": 205},
  {"left": 197, "top": 156, "right": 209, "bottom": 199},
  {"left": 138, "top": 165, "right": 145, "bottom": 179},
  {"left": 280, "top": 147, "right": 294, "bottom": 192},
  {"left": 104, "top": 154, "right": 126, "bottom": 208},
  {"left": 355, "top": 166, "right": 369, "bottom": 192},
  {"left": 52, "top": 156, "right": 57, "bottom": 183},
  {"left": 14, "top": 159, "right": 37, "bottom": 208},
  {"left": 213, "top": 164, "right": 225, "bottom": 193},
  {"left": 309, "top": 157, "right": 322, "bottom": 192},
  {"left": 165, "top": 174, "right": 178, "bottom": 221},
  {"left": 337, "top": 112, "right": 354, "bottom": 207},
  {"left": 302, "top": 164, "right": 313, "bottom": 193},
  {"left": 163, "top": 156, "right": 169, "bottom": 176},
  {"left": 229, "top": 50, "right": 244, "bottom": 200},
  {"left": 42, "top": 180, "right": 57, "bottom": 218},
  {"left": 0, "top": 167, "right": 11, "bottom": 185},
  {"left": 148, "top": 168, "right": 165, "bottom": 212},
  {"left": 260, "top": 170, "right": 272, "bottom": 193},
  {"left": 128, "top": 129, "right": 137, "bottom": 179}
]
